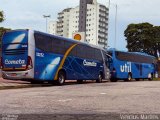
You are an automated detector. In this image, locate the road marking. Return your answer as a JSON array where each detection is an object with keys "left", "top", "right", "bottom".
[
  {"left": 100, "top": 93, "right": 107, "bottom": 95},
  {"left": 58, "top": 99, "right": 72, "bottom": 102}
]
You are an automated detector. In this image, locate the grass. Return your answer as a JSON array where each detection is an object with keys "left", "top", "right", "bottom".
[{"left": 153, "top": 78, "right": 160, "bottom": 81}]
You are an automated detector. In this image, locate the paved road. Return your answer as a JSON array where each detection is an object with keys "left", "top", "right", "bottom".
[{"left": 0, "top": 81, "right": 160, "bottom": 119}]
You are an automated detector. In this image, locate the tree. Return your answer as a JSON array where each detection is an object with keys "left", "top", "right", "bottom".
[
  {"left": 124, "top": 22, "right": 160, "bottom": 57},
  {"left": 0, "top": 11, "right": 11, "bottom": 46},
  {"left": 0, "top": 11, "right": 4, "bottom": 22},
  {"left": 0, "top": 27, "right": 10, "bottom": 40}
]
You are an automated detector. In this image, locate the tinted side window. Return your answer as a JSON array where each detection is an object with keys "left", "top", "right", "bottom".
[
  {"left": 51, "top": 37, "right": 65, "bottom": 54},
  {"left": 65, "top": 42, "right": 77, "bottom": 56},
  {"left": 76, "top": 45, "right": 96, "bottom": 59},
  {"left": 116, "top": 51, "right": 154, "bottom": 63},
  {"left": 76, "top": 45, "right": 85, "bottom": 58},
  {"left": 70, "top": 47, "right": 77, "bottom": 56},
  {"left": 35, "top": 33, "right": 66, "bottom": 54},
  {"left": 35, "top": 33, "right": 52, "bottom": 52},
  {"left": 86, "top": 47, "right": 95, "bottom": 59},
  {"left": 95, "top": 49, "right": 102, "bottom": 61}
]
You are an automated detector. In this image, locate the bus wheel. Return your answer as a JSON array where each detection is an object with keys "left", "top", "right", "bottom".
[
  {"left": 31, "top": 80, "right": 43, "bottom": 84},
  {"left": 125, "top": 74, "right": 132, "bottom": 82},
  {"left": 96, "top": 73, "right": 103, "bottom": 83},
  {"left": 77, "top": 80, "right": 83, "bottom": 84},
  {"left": 110, "top": 78, "right": 117, "bottom": 82},
  {"left": 148, "top": 78, "right": 153, "bottom": 81},
  {"left": 56, "top": 71, "right": 65, "bottom": 85},
  {"left": 135, "top": 79, "right": 140, "bottom": 81},
  {"left": 148, "top": 73, "right": 153, "bottom": 81}
]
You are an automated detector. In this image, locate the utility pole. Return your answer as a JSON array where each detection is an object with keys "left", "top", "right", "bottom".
[
  {"left": 104, "top": 0, "right": 110, "bottom": 49},
  {"left": 114, "top": 4, "right": 117, "bottom": 48}
]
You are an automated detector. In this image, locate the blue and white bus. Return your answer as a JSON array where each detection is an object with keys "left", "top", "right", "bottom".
[
  {"left": 1, "top": 29, "right": 111, "bottom": 85},
  {"left": 108, "top": 48, "right": 157, "bottom": 82}
]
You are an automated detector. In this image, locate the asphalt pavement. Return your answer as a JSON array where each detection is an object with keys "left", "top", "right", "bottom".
[
  {"left": 1, "top": 80, "right": 160, "bottom": 120},
  {"left": 0, "top": 78, "right": 31, "bottom": 89}
]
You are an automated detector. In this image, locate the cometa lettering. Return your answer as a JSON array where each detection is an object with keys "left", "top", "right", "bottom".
[
  {"left": 5, "top": 59, "right": 25, "bottom": 65},
  {"left": 83, "top": 60, "right": 97, "bottom": 67}
]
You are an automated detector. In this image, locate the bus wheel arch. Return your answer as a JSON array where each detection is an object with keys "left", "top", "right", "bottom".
[
  {"left": 56, "top": 69, "right": 66, "bottom": 85},
  {"left": 125, "top": 72, "right": 132, "bottom": 82},
  {"left": 148, "top": 73, "right": 153, "bottom": 81},
  {"left": 96, "top": 71, "right": 103, "bottom": 83},
  {"left": 128, "top": 72, "right": 132, "bottom": 81},
  {"left": 110, "top": 68, "right": 117, "bottom": 82}
]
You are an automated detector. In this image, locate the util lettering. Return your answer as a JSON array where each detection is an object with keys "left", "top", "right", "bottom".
[{"left": 120, "top": 62, "right": 131, "bottom": 72}]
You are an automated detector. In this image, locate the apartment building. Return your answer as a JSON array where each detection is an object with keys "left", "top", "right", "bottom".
[{"left": 48, "top": 0, "right": 109, "bottom": 48}]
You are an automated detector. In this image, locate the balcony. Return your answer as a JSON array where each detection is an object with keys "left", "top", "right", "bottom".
[{"left": 58, "top": 16, "right": 64, "bottom": 20}]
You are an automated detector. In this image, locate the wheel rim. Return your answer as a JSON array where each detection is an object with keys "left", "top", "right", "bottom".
[
  {"left": 128, "top": 75, "right": 131, "bottom": 81},
  {"left": 99, "top": 74, "right": 102, "bottom": 82},
  {"left": 59, "top": 74, "right": 64, "bottom": 84}
]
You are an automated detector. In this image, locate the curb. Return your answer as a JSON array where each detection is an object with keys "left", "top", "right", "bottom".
[
  {"left": 0, "top": 83, "right": 54, "bottom": 90},
  {"left": 0, "top": 84, "right": 33, "bottom": 90}
]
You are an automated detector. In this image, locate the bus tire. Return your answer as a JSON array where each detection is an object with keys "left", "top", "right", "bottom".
[
  {"left": 135, "top": 78, "right": 140, "bottom": 81},
  {"left": 56, "top": 71, "right": 65, "bottom": 85},
  {"left": 77, "top": 80, "right": 83, "bottom": 84},
  {"left": 31, "top": 80, "right": 43, "bottom": 84},
  {"left": 148, "top": 78, "right": 153, "bottom": 81},
  {"left": 96, "top": 73, "right": 103, "bottom": 83},
  {"left": 125, "top": 73, "right": 132, "bottom": 82},
  {"left": 110, "top": 78, "right": 117, "bottom": 82},
  {"left": 148, "top": 73, "right": 153, "bottom": 81}
]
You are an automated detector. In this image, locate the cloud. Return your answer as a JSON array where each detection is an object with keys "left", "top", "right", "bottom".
[
  {"left": 0, "top": 0, "right": 80, "bottom": 30},
  {"left": 1, "top": 0, "right": 160, "bottom": 50}
]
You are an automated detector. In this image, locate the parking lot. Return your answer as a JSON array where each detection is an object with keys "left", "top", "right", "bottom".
[{"left": 0, "top": 80, "right": 160, "bottom": 119}]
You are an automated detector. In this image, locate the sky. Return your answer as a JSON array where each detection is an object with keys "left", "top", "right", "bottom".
[{"left": 1, "top": 0, "right": 160, "bottom": 51}]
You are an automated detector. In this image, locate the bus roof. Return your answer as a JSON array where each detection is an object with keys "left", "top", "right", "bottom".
[
  {"left": 34, "top": 30, "right": 105, "bottom": 51},
  {"left": 4, "top": 29, "right": 106, "bottom": 51},
  {"left": 108, "top": 48, "right": 155, "bottom": 58}
]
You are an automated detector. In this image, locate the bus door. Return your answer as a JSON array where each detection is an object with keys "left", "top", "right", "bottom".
[
  {"left": 135, "top": 63, "right": 142, "bottom": 77},
  {"left": 102, "top": 51, "right": 111, "bottom": 80},
  {"left": 140, "top": 64, "right": 142, "bottom": 76}
]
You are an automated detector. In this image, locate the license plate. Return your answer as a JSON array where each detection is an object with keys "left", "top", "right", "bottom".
[{"left": 10, "top": 73, "right": 17, "bottom": 76}]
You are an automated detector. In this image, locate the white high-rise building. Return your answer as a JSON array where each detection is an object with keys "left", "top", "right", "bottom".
[
  {"left": 48, "top": 21, "right": 57, "bottom": 35},
  {"left": 48, "top": 0, "right": 109, "bottom": 48}
]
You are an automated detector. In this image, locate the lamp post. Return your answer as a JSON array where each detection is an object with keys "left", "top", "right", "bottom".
[
  {"left": 108, "top": 0, "right": 110, "bottom": 8},
  {"left": 103, "top": 0, "right": 110, "bottom": 49},
  {"left": 114, "top": 4, "right": 117, "bottom": 48},
  {"left": 109, "top": 2, "right": 118, "bottom": 49},
  {"left": 105, "top": 0, "right": 118, "bottom": 49},
  {"left": 43, "top": 15, "right": 51, "bottom": 33},
  {"left": 106, "top": 0, "right": 111, "bottom": 49}
]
